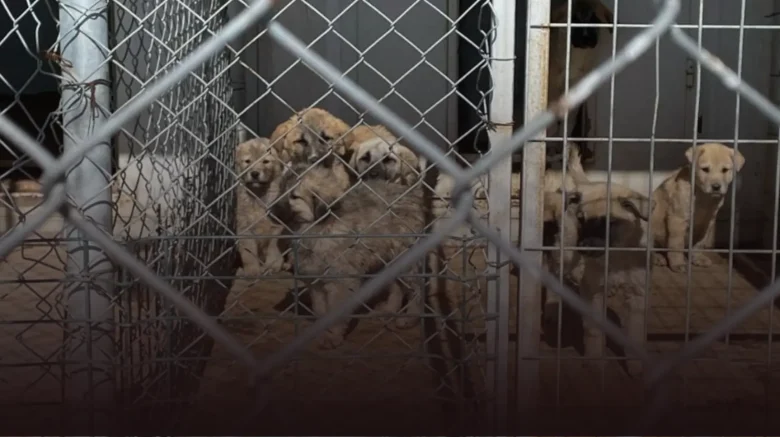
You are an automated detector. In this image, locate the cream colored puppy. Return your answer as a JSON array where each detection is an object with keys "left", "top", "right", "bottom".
[
  {"left": 349, "top": 137, "right": 425, "bottom": 185},
  {"left": 235, "top": 137, "right": 290, "bottom": 276},
  {"left": 651, "top": 142, "right": 745, "bottom": 273}
]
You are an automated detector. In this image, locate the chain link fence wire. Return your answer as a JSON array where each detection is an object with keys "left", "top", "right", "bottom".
[{"left": 2, "top": 0, "right": 780, "bottom": 432}]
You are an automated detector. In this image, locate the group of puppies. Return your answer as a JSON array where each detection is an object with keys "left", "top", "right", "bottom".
[
  {"left": 232, "top": 106, "right": 746, "bottom": 368},
  {"left": 235, "top": 107, "right": 431, "bottom": 349},
  {"left": 541, "top": 141, "right": 744, "bottom": 375}
]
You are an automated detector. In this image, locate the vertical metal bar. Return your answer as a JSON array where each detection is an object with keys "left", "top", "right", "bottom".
[
  {"left": 725, "top": 0, "right": 747, "bottom": 349},
  {"left": 486, "top": 0, "right": 515, "bottom": 429},
  {"left": 228, "top": 0, "right": 249, "bottom": 143},
  {"left": 517, "top": 0, "right": 548, "bottom": 414},
  {"left": 767, "top": 0, "right": 780, "bottom": 403},
  {"left": 601, "top": 0, "right": 620, "bottom": 392},
  {"left": 59, "top": 0, "right": 115, "bottom": 427},
  {"left": 683, "top": 0, "right": 705, "bottom": 408}
]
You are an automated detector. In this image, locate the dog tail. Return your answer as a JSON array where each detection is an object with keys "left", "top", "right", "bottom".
[{"left": 565, "top": 142, "right": 590, "bottom": 185}]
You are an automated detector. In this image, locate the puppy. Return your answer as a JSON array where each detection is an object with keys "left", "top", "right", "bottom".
[
  {"left": 349, "top": 137, "right": 425, "bottom": 185},
  {"left": 269, "top": 107, "right": 352, "bottom": 166},
  {"left": 567, "top": 180, "right": 654, "bottom": 376},
  {"left": 235, "top": 137, "right": 289, "bottom": 276},
  {"left": 271, "top": 162, "right": 427, "bottom": 348},
  {"left": 651, "top": 142, "right": 745, "bottom": 273}
]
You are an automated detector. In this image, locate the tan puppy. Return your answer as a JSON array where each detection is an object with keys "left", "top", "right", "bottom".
[
  {"left": 235, "top": 137, "right": 289, "bottom": 276},
  {"left": 547, "top": 0, "right": 614, "bottom": 160},
  {"left": 271, "top": 162, "right": 427, "bottom": 348},
  {"left": 269, "top": 107, "right": 352, "bottom": 165},
  {"left": 651, "top": 142, "right": 745, "bottom": 273},
  {"left": 568, "top": 180, "right": 654, "bottom": 376},
  {"left": 349, "top": 137, "right": 425, "bottom": 185}
]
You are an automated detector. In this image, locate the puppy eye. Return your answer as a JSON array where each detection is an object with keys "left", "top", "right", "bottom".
[
  {"left": 262, "top": 159, "right": 270, "bottom": 164},
  {"left": 721, "top": 167, "right": 729, "bottom": 173},
  {"left": 290, "top": 194, "right": 300, "bottom": 201},
  {"left": 382, "top": 156, "right": 395, "bottom": 164},
  {"left": 244, "top": 159, "right": 251, "bottom": 164},
  {"left": 701, "top": 166, "right": 710, "bottom": 173},
  {"left": 320, "top": 131, "right": 333, "bottom": 141},
  {"left": 294, "top": 139, "right": 307, "bottom": 147},
  {"left": 360, "top": 155, "right": 372, "bottom": 162}
]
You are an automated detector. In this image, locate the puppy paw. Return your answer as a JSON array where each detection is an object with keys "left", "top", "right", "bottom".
[
  {"left": 393, "top": 316, "right": 420, "bottom": 330},
  {"left": 653, "top": 253, "right": 668, "bottom": 266},
  {"left": 318, "top": 331, "right": 345, "bottom": 350},
  {"left": 242, "top": 265, "right": 262, "bottom": 278},
  {"left": 669, "top": 263, "right": 687, "bottom": 273},
  {"left": 691, "top": 253, "right": 713, "bottom": 267},
  {"left": 261, "top": 258, "right": 287, "bottom": 275},
  {"left": 626, "top": 359, "right": 644, "bottom": 378}
]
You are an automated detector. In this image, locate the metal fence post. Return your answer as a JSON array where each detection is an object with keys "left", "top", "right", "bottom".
[
  {"left": 486, "top": 0, "right": 516, "bottom": 430},
  {"left": 517, "top": 0, "right": 549, "bottom": 413},
  {"left": 59, "top": 0, "right": 115, "bottom": 422}
]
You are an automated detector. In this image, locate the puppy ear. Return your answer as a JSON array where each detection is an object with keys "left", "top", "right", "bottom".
[
  {"left": 685, "top": 145, "right": 697, "bottom": 164},
  {"left": 618, "top": 196, "right": 653, "bottom": 222},
  {"left": 732, "top": 148, "right": 746, "bottom": 172},
  {"left": 592, "top": 1, "right": 615, "bottom": 33}
]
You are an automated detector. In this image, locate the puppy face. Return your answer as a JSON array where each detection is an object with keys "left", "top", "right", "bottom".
[
  {"left": 686, "top": 142, "right": 745, "bottom": 196},
  {"left": 269, "top": 108, "right": 351, "bottom": 165},
  {"left": 235, "top": 137, "right": 282, "bottom": 188},
  {"left": 349, "top": 137, "right": 423, "bottom": 184},
  {"left": 566, "top": 182, "right": 654, "bottom": 257}
]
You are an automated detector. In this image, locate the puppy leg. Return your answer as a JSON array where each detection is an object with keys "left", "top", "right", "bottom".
[
  {"left": 395, "top": 268, "right": 424, "bottom": 330},
  {"left": 318, "top": 278, "right": 360, "bottom": 350},
  {"left": 374, "top": 281, "right": 404, "bottom": 327},
  {"left": 624, "top": 293, "right": 646, "bottom": 377},
  {"left": 262, "top": 237, "right": 290, "bottom": 274},
  {"left": 238, "top": 237, "right": 262, "bottom": 277},
  {"left": 666, "top": 216, "right": 689, "bottom": 273},
  {"left": 582, "top": 288, "right": 606, "bottom": 366},
  {"left": 690, "top": 220, "right": 715, "bottom": 268}
]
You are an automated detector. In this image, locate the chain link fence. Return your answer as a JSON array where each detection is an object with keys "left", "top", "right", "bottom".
[{"left": 1, "top": 0, "right": 780, "bottom": 433}]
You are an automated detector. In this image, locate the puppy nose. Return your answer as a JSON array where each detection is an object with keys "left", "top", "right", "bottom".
[
  {"left": 369, "top": 168, "right": 380, "bottom": 178},
  {"left": 250, "top": 171, "right": 259, "bottom": 179},
  {"left": 712, "top": 183, "right": 721, "bottom": 191}
]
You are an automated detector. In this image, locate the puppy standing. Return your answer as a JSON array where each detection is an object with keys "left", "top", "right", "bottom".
[
  {"left": 651, "top": 142, "right": 745, "bottom": 273},
  {"left": 568, "top": 181, "right": 654, "bottom": 376},
  {"left": 235, "top": 138, "right": 289, "bottom": 276},
  {"left": 271, "top": 161, "right": 427, "bottom": 348},
  {"left": 547, "top": 0, "right": 613, "bottom": 161}
]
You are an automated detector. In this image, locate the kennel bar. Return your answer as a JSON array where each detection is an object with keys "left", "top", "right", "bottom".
[
  {"left": 485, "top": 0, "right": 516, "bottom": 428},
  {"left": 59, "top": 0, "right": 115, "bottom": 415},
  {"left": 516, "top": 0, "right": 549, "bottom": 412}
]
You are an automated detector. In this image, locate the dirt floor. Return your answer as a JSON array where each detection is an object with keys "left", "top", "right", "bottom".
[{"left": 3, "top": 237, "right": 780, "bottom": 422}]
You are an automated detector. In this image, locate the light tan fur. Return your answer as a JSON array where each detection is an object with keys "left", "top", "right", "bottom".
[
  {"left": 269, "top": 107, "right": 352, "bottom": 165},
  {"left": 563, "top": 180, "right": 653, "bottom": 376},
  {"left": 650, "top": 142, "right": 745, "bottom": 273},
  {"left": 537, "top": 143, "right": 588, "bottom": 315},
  {"left": 547, "top": 0, "right": 613, "bottom": 159},
  {"left": 548, "top": 0, "right": 613, "bottom": 106},
  {"left": 349, "top": 136, "right": 425, "bottom": 185},
  {"left": 235, "top": 137, "right": 289, "bottom": 276},
  {"left": 271, "top": 162, "right": 428, "bottom": 348}
]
